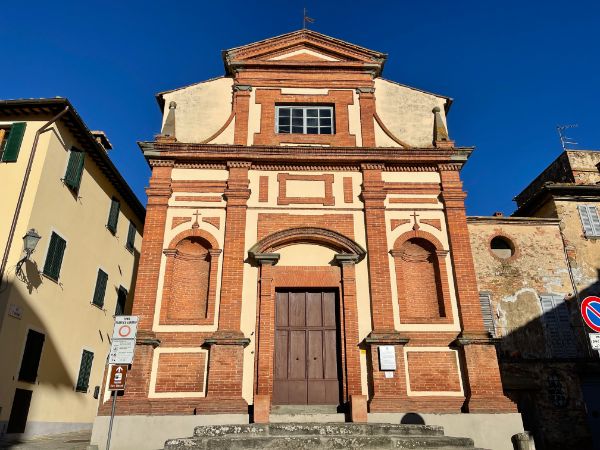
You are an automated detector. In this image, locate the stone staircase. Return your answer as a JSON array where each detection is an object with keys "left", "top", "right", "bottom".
[{"left": 163, "top": 423, "right": 487, "bottom": 449}]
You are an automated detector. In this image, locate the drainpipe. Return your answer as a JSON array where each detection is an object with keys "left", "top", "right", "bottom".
[{"left": 0, "top": 106, "right": 70, "bottom": 286}]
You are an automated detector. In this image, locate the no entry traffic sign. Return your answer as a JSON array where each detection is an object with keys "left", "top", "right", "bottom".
[{"left": 581, "top": 296, "right": 600, "bottom": 332}]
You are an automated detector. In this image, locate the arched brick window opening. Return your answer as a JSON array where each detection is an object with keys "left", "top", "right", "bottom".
[
  {"left": 169, "top": 237, "right": 211, "bottom": 320},
  {"left": 392, "top": 231, "right": 452, "bottom": 324},
  {"left": 160, "top": 230, "right": 221, "bottom": 326}
]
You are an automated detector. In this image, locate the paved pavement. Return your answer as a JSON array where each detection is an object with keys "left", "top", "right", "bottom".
[{"left": 0, "top": 430, "right": 91, "bottom": 449}]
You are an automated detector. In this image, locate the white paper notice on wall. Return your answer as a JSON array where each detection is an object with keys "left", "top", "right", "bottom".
[
  {"left": 384, "top": 371, "right": 394, "bottom": 378},
  {"left": 8, "top": 304, "right": 22, "bottom": 319},
  {"left": 378, "top": 345, "right": 396, "bottom": 371}
]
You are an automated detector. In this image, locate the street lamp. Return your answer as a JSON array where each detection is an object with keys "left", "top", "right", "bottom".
[{"left": 22, "top": 229, "right": 41, "bottom": 259}]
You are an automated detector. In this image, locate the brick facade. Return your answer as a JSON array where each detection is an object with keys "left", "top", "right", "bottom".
[{"left": 101, "top": 29, "right": 516, "bottom": 423}]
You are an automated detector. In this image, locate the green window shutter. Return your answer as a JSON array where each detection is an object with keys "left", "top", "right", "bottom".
[
  {"left": 92, "top": 269, "right": 108, "bottom": 308},
  {"left": 64, "top": 148, "right": 85, "bottom": 191},
  {"left": 75, "top": 350, "right": 94, "bottom": 392},
  {"left": 107, "top": 198, "right": 120, "bottom": 234},
  {"left": 1, "top": 122, "right": 27, "bottom": 162},
  {"left": 43, "top": 232, "right": 67, "bottom": 280},
  {"left": 126, "top": 222, "right": 136, "bottom": 250}
]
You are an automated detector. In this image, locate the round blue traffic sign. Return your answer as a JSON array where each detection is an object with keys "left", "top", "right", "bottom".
[{"left": 581, "top": 296, "right": 600, "bottom": 332}]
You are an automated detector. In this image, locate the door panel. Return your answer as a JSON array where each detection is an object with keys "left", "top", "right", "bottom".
[
  {"left": 7, "top": 389, "right": 33, "bottom": 434},
  {"left": 289, "top": 293, "right": 305, "bottom": 327},
  {"left": 273, "top": 290, "right": 341, "bottom": 405},
  {"left": 289, "top": 331, "right": 306, "bottom": 380},
  {"left": 306, "top": 293, "right": 322, "bottom": 326},
  {"left": 307, "top": 330, "right": 324, "bottom": 379},
  {"left": 323, "top": 329, "right": 338, "bottom": 380}
]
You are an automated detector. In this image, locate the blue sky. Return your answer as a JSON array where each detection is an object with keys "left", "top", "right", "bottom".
[{"left": 1, "top": 0, "right": 598, "bottom": 215}]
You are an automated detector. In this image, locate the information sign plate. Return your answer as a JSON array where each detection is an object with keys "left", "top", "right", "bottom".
[
  {"left": 378, "top": 345, "right": 397, "bottom": 371},
  {"left": 590, "top": 333, "right": 600, "bottom": 350},
  {"left": 109, "top": 339, "right": 136, "bottom": 364}
]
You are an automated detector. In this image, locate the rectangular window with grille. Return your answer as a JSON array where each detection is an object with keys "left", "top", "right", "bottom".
[
  {"left": 92, "top": 269, "right": 108, "bottom": 308},
  {"left": 479, "top": 292, "right": 495, "bottom": 337},
  {"left": 75, "top": 350, "right": 94, "bottom": 392},
  {"left": 540, "top": 294, "right": 579, "bottom": 358},
  {"left": 578, "top": 205, "right": 600, "bottom": 237},
  {"left": 107, "top": 198, "right": 120, "bottom": 234},
  {"left": 18, "top": 330, "right": 45, "bottom": 383},
  {"left": 64, "top": 148, "right": 85, "bottom": 192},
  {"left": 43, "top": 232, "right": 67, "bottom": 280},
  {"left": 0, "top": 122, "right": 26, "bottom": 162},
  {"left": 126, "top": 221, "right": 136, "bottom": 251},
  {"left": 276, "top": 105, "right": 334, "bottom": 135}
]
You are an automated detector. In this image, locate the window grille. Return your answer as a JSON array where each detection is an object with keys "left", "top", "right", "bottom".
[{"left": 276, "top": 106, "right": 334, "bottom": 135}]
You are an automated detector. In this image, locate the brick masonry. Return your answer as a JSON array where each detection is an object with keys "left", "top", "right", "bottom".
[{"left": 104, "top": 32, "right": 517, "bottom": 421}]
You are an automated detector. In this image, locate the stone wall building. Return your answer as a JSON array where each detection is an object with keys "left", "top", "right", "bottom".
[
  {"left": 0, "top": 99, "right": 144, "bottom": 437},
  {"left": 91, "top": 30, "right": 524, "bottom": 450},
  {"left": 467, "top": 149, "right": 600, "bottom": 449}
]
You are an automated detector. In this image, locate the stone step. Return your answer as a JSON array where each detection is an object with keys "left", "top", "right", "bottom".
[
  {"left": 192, "top": 423, "right": 445, "bottom": 438},
  {"left": 165, "top": 434, "right": 478, "bottom": 450},
  {"left": 270, "top": 413, "right": 346, "bottom": 423}
]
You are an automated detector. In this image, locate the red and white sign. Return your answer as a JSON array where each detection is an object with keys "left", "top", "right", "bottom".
[
  {"left": 111, "top": 316, "right": 138, "bottom": 340},
  {"left": 581, "top": 296, "right": 600, "bottom": 332},
  {"left": 109, "top": 316, "right": 139, "bottom": 365}
]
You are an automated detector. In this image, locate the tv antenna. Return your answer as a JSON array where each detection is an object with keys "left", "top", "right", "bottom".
[{"left": 556, "top": 124, "right": 578, "bottom": 151}]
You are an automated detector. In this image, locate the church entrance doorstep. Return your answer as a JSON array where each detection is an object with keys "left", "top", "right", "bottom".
[{"left": 272, "top": 290, "right": 341, "bottom": 406}]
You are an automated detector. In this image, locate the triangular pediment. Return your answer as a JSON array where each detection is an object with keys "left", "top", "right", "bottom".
[{"left": 223, "top": 30, "right": 387, "bottom": 75}]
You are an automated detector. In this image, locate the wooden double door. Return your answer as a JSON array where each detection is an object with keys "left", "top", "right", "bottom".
[{"left": 273, "top": 290, "right": 341, "bottom": 405}]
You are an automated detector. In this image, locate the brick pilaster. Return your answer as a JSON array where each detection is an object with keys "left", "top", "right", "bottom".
[
  {"left": 254, "top": 255, "right": 278, "bottom": 398},
  {"left": 438, "top": 164, "right": 485, "bottom": 334},
  {"left": 361, "top": 164, "right": 395, "bottom": 332},
  {"left": 336, "top": 255, "right": 362, "bottom": 400},
  {"left": 204, "top": 161, "right": 251, "bottom": 408},
  {"left": 132, "top": 161, "right": 173, "bottom": 330},
  {"left": 357, "top": 87, "right": 376, "bottom": 147},
  {"left": 439, "top": 164, "right": 516, "bottom": 412},
  {"left": 233, "top": 85, "right": 252, "bottom": 145}
]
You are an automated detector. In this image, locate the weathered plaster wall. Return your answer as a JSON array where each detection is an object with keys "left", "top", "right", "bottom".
[
  {"left": 555, "top": 200, "right": 600, "bottom": 297},
  {"left": 160, "top": 77, "right": 234, "bottom": 144},
  {"left": 468, "top": 218, "right": 574, "bottom": 358},
  {"left": 374, "top": 78, "right": 448, "bottom": 148}
]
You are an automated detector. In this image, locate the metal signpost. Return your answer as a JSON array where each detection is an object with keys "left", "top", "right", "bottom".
[{"left": 106, "top": 316, "right": 138, "bottom": 450}]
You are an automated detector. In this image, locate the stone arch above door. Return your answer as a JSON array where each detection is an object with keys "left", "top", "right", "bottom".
[{"left": 248, "top": 227, "right": 366, "bottom": 262}]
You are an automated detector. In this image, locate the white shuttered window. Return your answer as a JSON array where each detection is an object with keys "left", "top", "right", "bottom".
[
  {"left": 540, "top": 294, "right": 578, "bottom": 358},
  {"left": 578, "top": 205, "right": 600, "bottom": 237},
  {"left": 479, "top": 292, "right": 495, "bottom": 337}
]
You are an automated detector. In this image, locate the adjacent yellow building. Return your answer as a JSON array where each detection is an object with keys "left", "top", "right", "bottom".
[{"left": 0, "top": 98, "right": 144, "bottom": 437}]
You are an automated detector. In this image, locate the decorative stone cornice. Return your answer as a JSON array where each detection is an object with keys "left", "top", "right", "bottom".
[
  {"left": 233, "top": 84, "right": 253, "bottom": 92},
  {"left": 227, "top": 161, "right": 252, "bottom": 169},
  {"left": 453, "top": 332, "right": 498, "bottom": 346},
  {"left": 203, "top": 330, "right": 251, "bottom": 347},
  {"left": 437, "top": 163, "right": 462, "bottom": 172},
  {"left": 149, "top": 159, "right": 175, "bottom": 167},
  {"left": 364, "top": 331, "right": 410, "bottom": 345},
  {"left": 361, "top": 163, "right": 385, "bottom": 170},
  {"left": 136, "top": 330, "right": 161, "bottom": 347},
  {"left": 249, "top": 252, "right": 280, "bottom": 265},
  {"left": 356, "top": 87, "right": 375, "bottom": 94},
  {"left": 334, "top": 253, "right": 360, "bottom": 265}
]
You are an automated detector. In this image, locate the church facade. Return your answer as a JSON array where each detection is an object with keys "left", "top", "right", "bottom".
[{"left": 92, "top": 30, "right": 524, "bottom": 449}]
